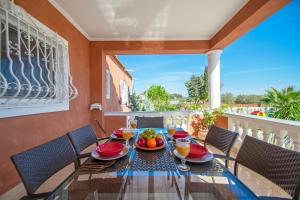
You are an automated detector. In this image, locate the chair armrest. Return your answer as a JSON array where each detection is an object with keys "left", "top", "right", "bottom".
[
  {"left": 259, "top": 196, "right": 291, "bottom": 200},
  {"left": 97, "top": 137, "right": 110, "bottom": 141},
  {"left": 79, "top": 153, "right": 90, "bottom": 159},
  {"left": 193, "top": 137, "right": 205, "bottom": 143},
  {"left": 21, "top": 192, "right": 52, "bottom": 200},
  {"left": 213, "top": 154, "right": 236, "bottom": 161}
]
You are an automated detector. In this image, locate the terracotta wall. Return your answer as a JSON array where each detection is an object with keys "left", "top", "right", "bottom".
[
  {"left": 89, "top": 43, "right": 133, "bottom": 135},
  {"left": 0, "top": 0, "right": 91, "bottom": 195},
  {"left": 104, "top": 55, "right": 132, "bottom": 112},
  {"left": 104, "top": 116, "right": 127, "bottom": 134}
]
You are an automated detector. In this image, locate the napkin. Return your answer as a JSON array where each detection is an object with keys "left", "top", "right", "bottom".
[
  {"left": 188, "top": 144, "right": 208, "bottom": 158},
  {"left": 173, "top": 131, "right": 189, "bottom": 139},
  {"left": 96, "top": 142, "right": 124, "bottom": 157},
  {"left": 113, "top": 129, "right": 123, "bottom": 138}
]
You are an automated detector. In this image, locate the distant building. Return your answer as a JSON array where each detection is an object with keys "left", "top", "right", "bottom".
[{"left": 103, "top": 55, "right": 133, "bottom": 112}]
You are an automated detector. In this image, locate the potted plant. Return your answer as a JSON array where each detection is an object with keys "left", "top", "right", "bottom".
[{"left": 191, "top": 107, "right": 224, "bottom": 139}]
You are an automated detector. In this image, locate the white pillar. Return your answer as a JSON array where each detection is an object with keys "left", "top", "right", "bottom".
[{"left": 207, "top": 49, "right": 222, "bottom": 109}]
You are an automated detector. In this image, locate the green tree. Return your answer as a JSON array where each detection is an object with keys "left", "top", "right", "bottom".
[
  {"left": 235, "top": 95, "right": 248, "bottom": 104},
  {"left": 235, "top": 94, "right": 262, "bottom": 104},
  {"left": 145, "top": 85, "right": 169, "bottom": 111},
  {"left": 185, "top": 66, "right": 208, "bottom": 104},
  {"left": 261, "top": 86, "right": 300, "bottom": 121},
  {"left": 129, "top": 92, "right": 140, "bottom": 111},
  {"left": 169, "top": 93, "right": 183, "bottom": 100},
  {"left": 221, "top": 92, "right": 235, "bottom": 104}
]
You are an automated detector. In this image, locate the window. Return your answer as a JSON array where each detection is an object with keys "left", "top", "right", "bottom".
[
  {"left": 105, "top": 67, "right": 110, "bottom": 99},
  {"left": 120, "top": 79, "right": 128, "bottom": 105},
  {"left": 0, "top": 3, "right": 77, "bottom": 118}
]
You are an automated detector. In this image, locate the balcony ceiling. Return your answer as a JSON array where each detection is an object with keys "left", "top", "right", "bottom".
[{"left": 49, "top": 0, "right": 248, "bottom": 41}]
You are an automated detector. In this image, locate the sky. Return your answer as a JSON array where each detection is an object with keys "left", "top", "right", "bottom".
[{"left": 117, "top": 0, "right": 300, "bottom": 97}]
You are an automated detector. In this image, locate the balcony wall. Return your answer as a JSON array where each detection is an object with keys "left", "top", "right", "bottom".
[{"left": 0, "top": 0, "right": 92, "bottom": 195}]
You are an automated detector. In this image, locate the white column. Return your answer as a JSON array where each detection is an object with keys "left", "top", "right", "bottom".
[{"left": 207, "top": 49, "right": 222, "bottom": 109}]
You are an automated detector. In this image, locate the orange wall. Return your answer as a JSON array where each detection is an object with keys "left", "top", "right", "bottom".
[
  {"left": 104, "top": 116, "right": 127, "bottom": 134},
  {"left": 0, "top": 0, "right": 92, "bottom": 194},
  {"left": 105, "top": 55, "right": 132, "bottom": 112}
]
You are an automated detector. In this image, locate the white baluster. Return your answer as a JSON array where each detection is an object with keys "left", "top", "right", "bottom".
[
  {"left": 260, "top": 128, "right": 273, "bottom": 143},
  {"left": 228, "top": 117, "right": 235, "bottom": 132},
  {"left": 163, "top": 115, "right": 168, "bottom": 128},
  {"left": 274, "top": 130, "right": 287, "bottom": 148},
  {"left": 172, "top": 115, "right": 176, "bottom": 126},
  {"left": 288, "top": 132, "right": 300, "bottom": 152},
  {"left": 235, "top": 120, "right": 241, "bottom": 134},
  {"left": 241, "top": 121, "right": 250, "bottom": 141},
  {"left": 251, "top": 127, "right": 260, "bottom": 139}
]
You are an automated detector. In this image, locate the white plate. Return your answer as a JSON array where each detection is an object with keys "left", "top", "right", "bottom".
[
  {"left": 111, "top": 132, "right": 135, "bottom": 140},
  {"left": 91, "top": 146, "right": 129, "bottom": 161},
  {"left": 173, "top": 149, "right": 213, "bottom": 163},
  {"left": 110, "top": 133, "right": 125, "bottom": 140},
  {"left": 166, "top": 134, "right": 192, "bottom": 140}
]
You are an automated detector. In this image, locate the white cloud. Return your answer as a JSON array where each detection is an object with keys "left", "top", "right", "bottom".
[{"left": 222, "top": 67, "right": 287, "bottom": 76}]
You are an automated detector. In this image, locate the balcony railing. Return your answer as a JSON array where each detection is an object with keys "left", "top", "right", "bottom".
[
  {"left": 226, "top": 107, "right": 272, "bottom": 114},
  {"left": 225, "top": 112, "right": 300, "bottom": 152},
  {"left": 104, "top": 111, "right": 192, "bottom": 131},
  {"left": 104, "top": 110, "right": 300, "bottom": 152}
]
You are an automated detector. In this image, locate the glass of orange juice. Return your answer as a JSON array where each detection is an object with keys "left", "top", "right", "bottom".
[
  {"left": 122, "top": 128, "right": 134, "bottom": 148},
  {"left": 167, "top": 124, "right": 176, "bottom": 135},
  {"left": 175, "top": 138, "right": 191, "bottom": 171},
  {"left": 129, "top": 119, "right": 137, "bottom": 129}
]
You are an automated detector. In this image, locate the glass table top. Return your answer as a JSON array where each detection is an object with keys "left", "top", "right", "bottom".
[{"left": 48, "top": 128, "right": 258, "bottom": 200}]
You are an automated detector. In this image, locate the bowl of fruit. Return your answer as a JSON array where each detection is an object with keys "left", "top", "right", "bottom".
[{"left": 136, "top": 128, "right": 165, "bottom": 151}]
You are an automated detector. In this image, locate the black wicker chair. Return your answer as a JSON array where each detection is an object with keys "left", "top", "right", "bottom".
[
  {"left": 234, "top": 135, "right": 300, "bottom": 200},
  {"left": 136, "top": 116, "right": 164, "bottom": 128},
  {"left": 67, "top": 124, "right": 109, "bottom": 166},
  {"left": 202, "top": 125, "right": 238, "bottom": 168},
  {"left": 11, "top": 135, "right": 77, "bottom": 199}
]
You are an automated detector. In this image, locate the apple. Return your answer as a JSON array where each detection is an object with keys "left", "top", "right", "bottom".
[
  {"left": 137, "top": 138, "right": 146, "bottom": 147},
  {"left": 156, "top": 138, "right": 164, "bottom": 147}
]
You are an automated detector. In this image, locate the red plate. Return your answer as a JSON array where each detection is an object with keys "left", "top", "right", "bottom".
[
  {"left": 173, "top": 131, "right": 189, "bottom": 139},
  {"left": 96, "top": 142, "right": 124, "bottom": 157},
  {"left": 114, "top": 130, "right": 123, "bottom": 138},
  {"left": 188, "top": 144, "right": 208, "bottom": 158}
]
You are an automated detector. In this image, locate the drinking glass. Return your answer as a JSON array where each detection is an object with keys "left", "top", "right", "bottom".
[
  {"left": 175, "top": 138, "right": 191, "bottom": 171},
  {"left": 167, "top": 124, "right": 176, "bottom": 135},
  {"left": 122, "top": 128, "right": 133, "bottom": 148},
  {"left": 129, "top": 119, "right": 137, "bottom": 129}
]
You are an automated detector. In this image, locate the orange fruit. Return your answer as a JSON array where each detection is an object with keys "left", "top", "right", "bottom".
[
  {"left": 147, "top": 138, "right": 156, "bottom": 148},
  {"left": 156, "top": 134, "right": 163, "bottom": 140}
]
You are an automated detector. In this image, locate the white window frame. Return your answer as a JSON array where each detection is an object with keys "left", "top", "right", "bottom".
[
  {"left": 105, "top": 66, "right": 110, "bottom": 99},
  {"left": 120, "top": 79, "right": 128, "bottom": 106},
  {"left": 0, "top": 2, "right": 78, "bottom": 118}
]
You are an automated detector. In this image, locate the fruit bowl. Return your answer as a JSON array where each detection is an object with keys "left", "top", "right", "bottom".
[
  {"left": 135, "top": 128, "right": 166, "bottom": 151},
  {"left": 135, "top": 141, "right": 165, "bottom": 151}
]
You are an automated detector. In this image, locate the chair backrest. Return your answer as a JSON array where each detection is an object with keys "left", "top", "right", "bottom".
[
  {"left": 67, "top": 125, "right": 97, "bottom": 156},
  {"left": 136, "top": 116, "right": 164, "bottom": 128},
  {"left": 235, "top": 135, "right": 300, "bottom": 199},
  {"left": 205, "top": 125, "right": 238, "bottom": 156},
  {"left": 11, "top": 135, "right": 77, "bottom": 195}
]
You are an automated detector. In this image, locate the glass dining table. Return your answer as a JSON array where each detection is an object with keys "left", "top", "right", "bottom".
[{"left": 47, "top": 128, "right": 258, "bottom": 200}]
